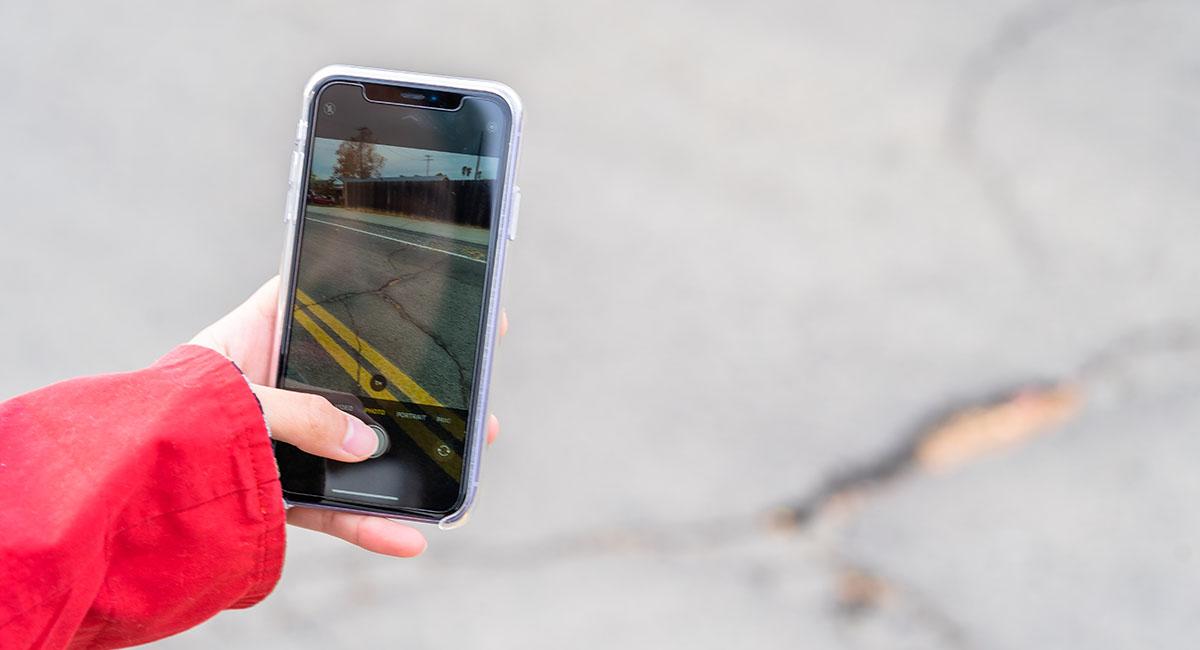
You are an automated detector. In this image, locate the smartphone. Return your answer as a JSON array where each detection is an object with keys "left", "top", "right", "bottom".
[{"left": 268, "top": 65, "right": 522, "bottom": 528}]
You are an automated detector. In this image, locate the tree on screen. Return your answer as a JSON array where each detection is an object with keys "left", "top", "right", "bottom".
[{"left": 333, "top": 127, "right": 386, "bottom": 179}]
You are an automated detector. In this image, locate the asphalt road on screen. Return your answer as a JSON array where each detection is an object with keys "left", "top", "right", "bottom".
[{"left": 283, "top": 211, "right": 488, "bottom": 410}]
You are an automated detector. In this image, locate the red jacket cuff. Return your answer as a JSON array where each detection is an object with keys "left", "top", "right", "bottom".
[{"left": 0, "top": 344, "right": 286, "bottom": 649}]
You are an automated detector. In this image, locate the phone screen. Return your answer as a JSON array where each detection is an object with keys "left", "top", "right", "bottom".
[{"left": 275, "top": 81, "right": 510, "bottom": 516}]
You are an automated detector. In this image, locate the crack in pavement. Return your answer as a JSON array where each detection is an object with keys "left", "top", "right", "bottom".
[
  {"left": 832, "top": 562, "right": 971, "bottom": 650},
  {"left": 375, "top": 289, "right": 472, "bottom": 406},
  {"left": 780, "top": 320, "right": 1200, "bottom": 528},
  {"left": 946, "top": 0, "right": 1132, "bottom": 269},
  {"left": 427, "top": 318, "right": 1200, "bottom": 646},
  {"left": 307, "top": 256, "right": 443, "bottom": 308},
  {"left": 438, "top": 321, "right": 1200, "bottom": 565},
  {"left": 306, "top": 273, "right": 427, "bottom": 391},
  {"left": 782, "top": 381, "right": 1080, "bottom": 527},
  {"left": 1075, "top": 320, "right": 1200, "bottom": 388},
  {"left": 428, "top": 380, "right": 1080, "bottom": 569},
  {"left": 302, "top": 256, "right": 473, "bottom": 404}
]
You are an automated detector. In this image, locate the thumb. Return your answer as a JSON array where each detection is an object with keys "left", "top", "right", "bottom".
[{"left": 251, "top": 385, "right": 380, "bottom": 462}]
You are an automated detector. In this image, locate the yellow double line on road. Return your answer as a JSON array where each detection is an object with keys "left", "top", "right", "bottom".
[
  {"left": 295, "top": 289, "right": 467, "bottom": 437},
  {"left": 298, "top": 289, "right": 443, "bottom": 405},
  {"left": 293, "top": 289, "right": 463, "bottom": 481}
]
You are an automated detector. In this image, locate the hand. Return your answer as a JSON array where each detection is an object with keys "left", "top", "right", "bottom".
[{"left": 190, "top": 276, "right": 507, "bottom": 557}]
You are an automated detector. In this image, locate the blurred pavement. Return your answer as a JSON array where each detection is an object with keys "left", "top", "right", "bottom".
[{"left": 1, "top": 1, "right": 1198, "bottom": 648}]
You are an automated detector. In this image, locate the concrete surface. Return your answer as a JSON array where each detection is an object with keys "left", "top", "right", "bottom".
[{"left": 1, "top": 0, "right": 1197, "bottom": 648}]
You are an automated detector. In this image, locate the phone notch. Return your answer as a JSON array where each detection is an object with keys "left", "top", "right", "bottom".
[{"left": 361, "top": 83, "right": 464, "bottom": 111}]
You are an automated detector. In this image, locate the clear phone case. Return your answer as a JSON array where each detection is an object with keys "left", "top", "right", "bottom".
[{"left": 268, "top": 65, "right": 523, "bottom": 529}]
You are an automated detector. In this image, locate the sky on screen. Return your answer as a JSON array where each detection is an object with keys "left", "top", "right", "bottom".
[{"left": 311, "top": 137, "right": 500, "bottom": 181}]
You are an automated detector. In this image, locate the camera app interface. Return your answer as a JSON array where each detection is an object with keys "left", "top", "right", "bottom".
[{"left": 276, "top": 82, "right": 509, "bottom": 514}]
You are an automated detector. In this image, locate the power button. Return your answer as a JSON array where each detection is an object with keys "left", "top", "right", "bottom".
[{"left": 507, "top": 185, "right": 521, "bottom": 241}]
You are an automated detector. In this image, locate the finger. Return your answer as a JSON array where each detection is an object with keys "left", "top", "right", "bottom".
[
  {"left": 287, "top": 507, "right": 427, "bottom": 557},
  {"left": 191, "top": 276, "right": 281, "bottom": 384},
  {"left": 499, "top": 309, "right": 508, "bottom": 340},
  {"left": 487, "top": 413, "right": 500, "bottom": 445},
  {"left": 242, "top": 275, "right": 281, "bottom": 322},
  {"left": 251, "top": 385, "right": 379, "bottom": 461}
]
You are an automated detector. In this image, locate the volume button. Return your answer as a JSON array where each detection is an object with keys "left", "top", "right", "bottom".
[
  {"left": 284, "top": 150, "right": 302, "bottom": 223},
  {"left": 288, "top": 151, "right": 302, "bottom": 185}
]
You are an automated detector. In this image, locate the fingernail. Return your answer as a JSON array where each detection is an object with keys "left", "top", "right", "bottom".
[{"left": 342, "top": 417, "right": 379, "bottom": 457}]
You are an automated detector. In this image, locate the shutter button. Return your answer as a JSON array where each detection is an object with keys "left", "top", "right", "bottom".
[{"left": 367, "top": 424, "right": 389, "bottom": 459}]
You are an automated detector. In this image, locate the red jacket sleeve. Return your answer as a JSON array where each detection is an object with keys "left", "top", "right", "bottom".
[{"left": 0, "top": 344, "right": 286, "bottom": 649}]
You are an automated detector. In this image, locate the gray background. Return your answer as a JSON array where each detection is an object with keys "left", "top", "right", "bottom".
[{"left": 2, "top": 1, "right": 1198, "bottom": 648}]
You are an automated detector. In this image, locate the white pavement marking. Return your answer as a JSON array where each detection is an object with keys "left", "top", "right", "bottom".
[{"left": 308, "top": 217, "right": 486, "bottom": 264}]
